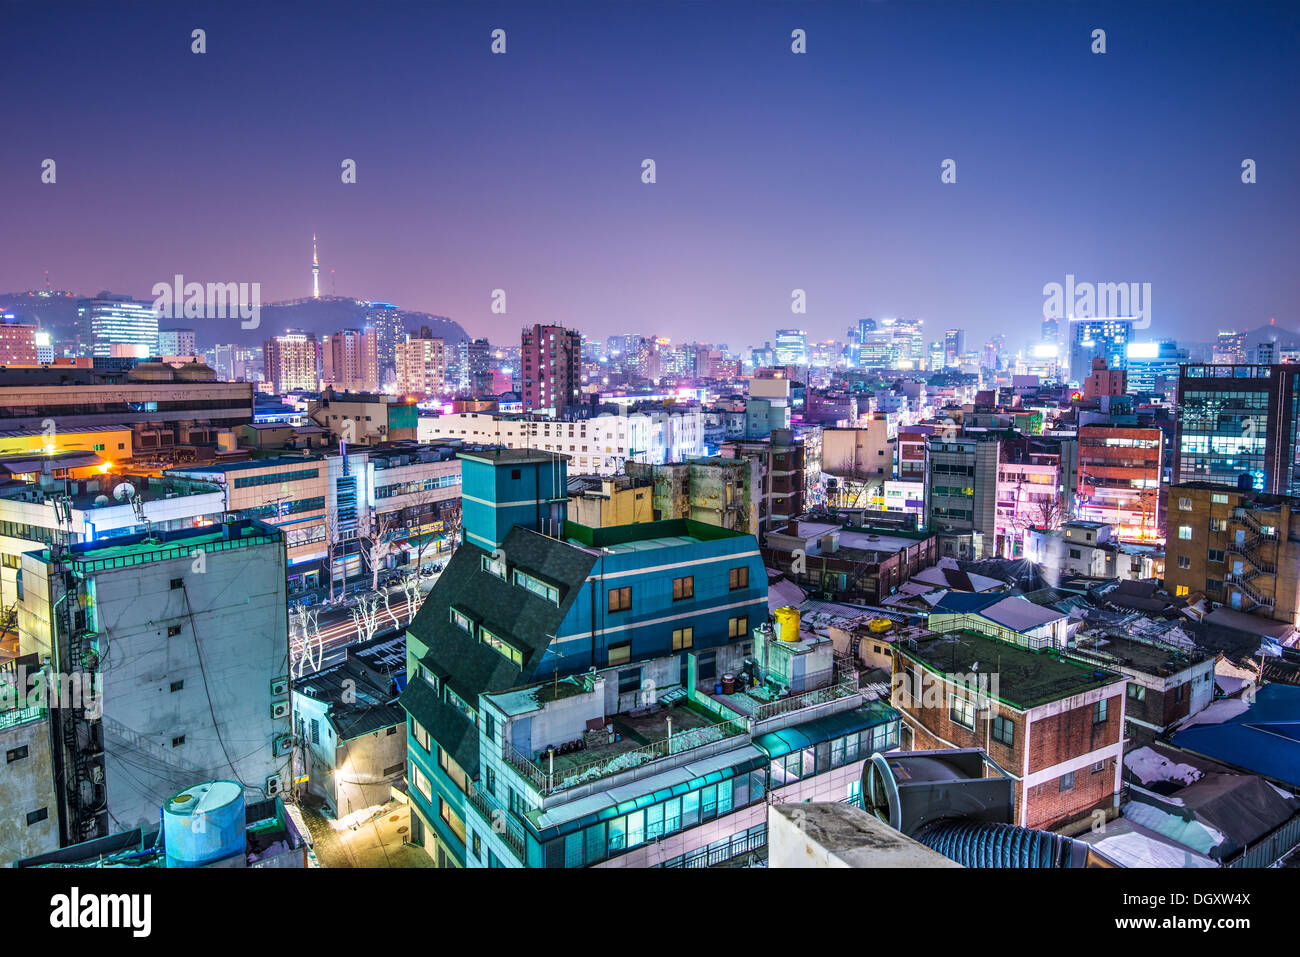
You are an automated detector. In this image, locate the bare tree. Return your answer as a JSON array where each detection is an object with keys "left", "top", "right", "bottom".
[
  {"left": 350, "top": 592, "right": 382, "bottom": 644},
  {"left": 440, "top": 504, "right": 462, "bottom": 557},
  {"left": 289, "top": 605, "right": 323, "bottom": 678},
  {"left": 378, "top": 585, "right": 402, "bottom": 631},
  {"left": 398, "top": 571, "right": 427, "bottom": 621},
  {"left": 359, "top": 508, "right": 400, "bottom": 593}
]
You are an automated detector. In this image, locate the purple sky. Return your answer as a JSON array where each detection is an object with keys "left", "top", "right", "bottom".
[{"left": 2, "top": 0, "right": 1298, "bottom": 348}]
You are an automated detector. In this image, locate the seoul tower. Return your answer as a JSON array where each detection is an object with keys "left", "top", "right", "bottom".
[{"left": 312, "top": 234, "right": 320, "bottom": 299}]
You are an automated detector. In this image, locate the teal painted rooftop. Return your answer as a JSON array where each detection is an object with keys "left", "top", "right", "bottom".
[{"left": 564, "top": 518, "right": 751, "bottom": 551}]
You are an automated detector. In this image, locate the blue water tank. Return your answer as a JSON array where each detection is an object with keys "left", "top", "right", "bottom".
[{"left": 163, "top": 780, "right": 246, "bottom": 867}]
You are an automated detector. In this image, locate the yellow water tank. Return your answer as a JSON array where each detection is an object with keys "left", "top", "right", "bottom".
[
  {"left": 774, "top": 606, "right": 801, "bottom": 642},
  {"left": 868, "top": 618, "right": 893, "bottom": 634}
]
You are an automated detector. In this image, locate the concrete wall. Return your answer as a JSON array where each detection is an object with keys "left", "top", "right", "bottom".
[
  {"left": 0, "top": 711, "right": 59, "bottom": 864},
  {"left": 93, "top": 538, "right": 292, "bottom": 831}
]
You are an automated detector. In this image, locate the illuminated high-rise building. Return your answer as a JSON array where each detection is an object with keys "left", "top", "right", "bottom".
[
  {"left": 264, "top": 332, "right": 320, "bottom": 393},
  {"left": 366, "top": 302, "right": 404, "bottom": 384},
  {"left": 774, "top": 328, "right": 808, "bottom": 366},
  {"left": 1068, "top": 318, "right": 1132, "bottom": 385},
  {"left": 312, "top": 234, "right": 320, "bottom": 299},
  {"left": 77, "top": 295, "right": 160, "bottom": 358}
]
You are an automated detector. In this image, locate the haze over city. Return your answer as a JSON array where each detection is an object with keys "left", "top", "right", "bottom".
[{"left": 3, "top": 0, "right": 1299, "bottom": 345}]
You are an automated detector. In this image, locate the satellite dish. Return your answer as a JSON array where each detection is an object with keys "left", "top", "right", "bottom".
[
  {"left": 93, "top": 495, "right": 110, "bottom": 507},
  {"left": 112, "top": 482, "right": 137, "bottom": 502}
]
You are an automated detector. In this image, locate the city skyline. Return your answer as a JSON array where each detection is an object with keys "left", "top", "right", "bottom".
[{"left": 3, "top": 1, "right": 1298, "bottom": 345}]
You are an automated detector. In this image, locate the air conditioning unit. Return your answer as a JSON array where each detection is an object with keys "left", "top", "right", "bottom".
[
  {"left": 265, "top": 775, "right": 281, "bottom": 796},
  {"left": 269, "top": 677, "right": 289, "bottom": 697},
  {"left": 271, "top": 700, "right": 290, "bottom": 720},
  {"left": 272, "top": 733, "right": 294, "bottom": 757},
  {"left": 861, "top": 748, "right": 1014, "bottom": 837}
]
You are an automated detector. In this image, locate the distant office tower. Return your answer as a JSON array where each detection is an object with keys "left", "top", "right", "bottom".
[
  {"left": 1175, "top": 363, "right": 1300, "bottom": 495},
  {"left": 943, "top": 329, "right": 964, "bottom": 366},
  {"left": 459, "top": 337, "right": 491, "bottom": 393},
  {"left": 366, "top": 302, "right": 404, "bottom": 384},
  {"left": 156, "top": 328, "right": 196, "bottom": 356},
  {"left": 1212, "top": 331, "right": 1247, "bottom": 364},
  {"left": 33, "top": 330, "right": 53, "bottom": 364},
  {"left": 396, "top": 337, "right": 447, "bottom": 397},
  {"left": 264, "top": 332, "right": 320, "bottom": 393},
  {"left": 774, "top": 329, "right": 808, "bottom": 366},
  {"left": 321, "top": 328, "right": 379, "bottom": 392},
  {"left": 1125, "top": 339, "right": 1187, "bottom": 397},
  {"left": 1068, "top": 318, "right": 1132, "bottom": 384},
  {"left": 1041, "top": 316, "right": 1060, "bottom": 345},
  {"left": 521, "top": 324, "right": 582, "bottom": 413},
  {"left": 77, "top": 295, "right": 159, "bottom": 357},
  {"left": 929, "top": 340, "right": 945, "bottom": 372},
  {"left": 213, "top": 343, "right": 236, "bottom": 380},
  {"left": 0, "top": 320, "right": 38, "bottom": 364}
]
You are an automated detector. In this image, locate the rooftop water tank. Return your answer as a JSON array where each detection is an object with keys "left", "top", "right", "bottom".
[
  {"left": 163, "top": 780, "right": 246, "bottom": 868},
  {"left": 774, "top": 606, "right": 801, "bottom": 642}
]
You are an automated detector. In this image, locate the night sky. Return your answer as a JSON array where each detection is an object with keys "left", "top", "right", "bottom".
[{"left": 2, "top": 0, "right": 1297, "bottom": 347}]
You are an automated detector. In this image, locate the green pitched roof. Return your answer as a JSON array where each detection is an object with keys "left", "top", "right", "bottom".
[{"left": 402, "top": 526, "right": 598, "bottom": 775}]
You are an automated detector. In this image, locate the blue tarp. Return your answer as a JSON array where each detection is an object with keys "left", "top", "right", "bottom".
[{"left": 1170, "top": 684, "right": 1300, "bottom": 787}]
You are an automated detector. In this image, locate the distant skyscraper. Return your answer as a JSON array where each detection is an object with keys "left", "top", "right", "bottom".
[
  {"left": 395, "top": 337, "right": 446, "bottom": 397},
  {"left": 77, "top": 295, "right": 160, "bottom": 358},
  {"left": 774, "top": 329, "right": 808, "bottom": 366},
  {"left": 156, "top": 328, "right": 196, "bottom": 356},
  {"left": 943, "top": 329, "right": 964, "bottom": 366},
  {"left": 1068, "top": 318, "right": 1132, "bottom": 384},
  {"left": 321, "top": 328, "right": 379, "bottom": 392},
  {"left": 264, "top": 332, "right": 319, "bottom": 393},
  {"left": 521, "top": 324, "right": 582, "bottom": 414},
  {"left": 1212, "top": 330, "right": 1246, "bottom": 364},
  {"left": 312, "top": 234, "right": 320, "bottom": 300},
  {"left": 366, "top": 303, "right": 404, "bottom": 384}
]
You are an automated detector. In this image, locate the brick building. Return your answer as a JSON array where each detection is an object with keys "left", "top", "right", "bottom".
[
  {"left": 1069, "top": 633, "right": 1216, "bottom": 743},
  {"left": 1163, "top": 481, "right": 1300, "bottom": 624},
  {"left": 520, "top": 324, "right": 582, "bottom": 414},
  {"left": 892, "top": 629, "right": 1127, "bottom": 830}
]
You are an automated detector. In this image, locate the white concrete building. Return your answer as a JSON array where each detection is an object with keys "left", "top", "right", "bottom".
[
  {"left": 418, "top": 409, "right": 705, "bottom": 475},
  {"left": 1023, "top": 520, "right": 1164, "bottom": 584},
  {"left": 0, "top": 473, "right": 227, "bottom": 610}
]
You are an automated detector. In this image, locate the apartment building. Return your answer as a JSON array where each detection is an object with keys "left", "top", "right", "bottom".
[
  {"left": 1022, "top": 520, "right": 1164, "bottom": 583},
  {"left": 308, "top": 390, "right": 419, "bottom": 446},
  {"left": 626, "top": 457, "right": 761, "bottom": 534},
  {"left": 924, "top": 433, "right": 999, "bottom": 560},
  {"left": 1069, "top": 633, "right": 1216, "bottom": 743},
  {"left": 521, "top": 324, "right": 582, "bottom": 414},
  {"left": 395, "top": 336, "right": 447, "bottom": 397},
  {"left": 264, "top": 333, "right": 320, "bottom": 393},
  {"left": 321, "top": 328, "right": 380, "bottom": 393},
  {"left": 1163, "top": 481, "right": 1300, "bottom": 624},
  {"left": 720, "top": 429, "right": 806, "bottom": 536}
]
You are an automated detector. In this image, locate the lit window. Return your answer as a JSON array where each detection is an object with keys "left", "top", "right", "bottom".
[
  {"left": 672, "top": 627, "right": 693, "bottom": 651},
  {"left": 1178, "top": 526, "right": 1192, "bottom": 540}
]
